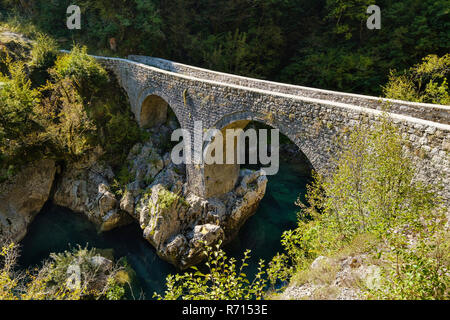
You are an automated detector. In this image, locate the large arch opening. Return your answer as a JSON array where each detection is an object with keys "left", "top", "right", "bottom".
[
  {"left": 138, "top": 94, "right": 182, "bottom": 153},
  {"left": 135, "top": 94, "right": 185, "bottom": 195},
  {"left": 203, "top": 119, "right": 313, "bottom": 198}
]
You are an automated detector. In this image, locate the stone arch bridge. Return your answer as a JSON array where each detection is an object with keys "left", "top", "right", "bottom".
[{"left": 93, "top": 54, "right": 450, "bottom": 202}]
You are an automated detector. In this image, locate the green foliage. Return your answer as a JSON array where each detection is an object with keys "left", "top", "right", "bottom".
[
  {"left": 281, "top": 47, "right": 379, "bottom": 93},
  {"left": 156, "top": 188, "right": 187, "bottom": 210},
  {"left": 0, "top": 39, "right": 141, "bottom": 181},
  {"left": 0, "top": 60, "right": 42, "bottom": 178},
  {"left": 110, "top": 165, "right": 134, "bottom": 196},
  {"left": 106, "top": 277, "right": 126, "bottom": 300},
  {"left": 36, "top": 77, "right": 97, "bottom": 160},
  {"left": 325, "top": 0, "right": 373, "bottom": 40},
  {"left": 297, "top": 115, "right": 440, "bottom": 242},
  {"left": 0, "top": 241, "right": 126, "bottom": 300},
  {"left": 50, "top": 46, "right": 141, "bottom": 165},
  {"left": 2, "top": 0, "right": 448, "bottom": 96},
  {"left": 370, "top": 228, "right": 449, "bottom": 300},
  {"left": 154, "top": 242, "right": 268, "bottom": 300},
  {"left": 28, "top": 33, "right": 58, "bottom": 86},
  {"left": 0, "top": 15, "right": 42, "bottom": 39},
  {"left": 52, "top": 46, "right": 108, "bottom": 100},
  {"left": 384, "top": 54, "right": 450, "bottom": 104},
  {"left": 277, "top": 115, "right": 448, "bottom": 299}
]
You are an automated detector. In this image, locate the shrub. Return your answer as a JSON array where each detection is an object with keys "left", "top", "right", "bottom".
[
  {"left": 42, "top": 45, "right": 140, "bottom": 165},
  {"left": 0, "top": 240, "right": 127, "bottom": 300},
  {"left": 1, "top": 39, "right": 141, "bottom": 179},
  {"left": 0, "top": 59, "right": 42, "bottom": 177},
  {"left": 279, "top": 115, "right": 448, "bottom": 299},
  {"left": 52, "top": 45, "right": 108, "bottom": 100},
  {"left": 154, "top": 242, "right": 267, "bottom": 300},
  {"left": 29, "top": 33, "right": 58, "bottom": 86}
]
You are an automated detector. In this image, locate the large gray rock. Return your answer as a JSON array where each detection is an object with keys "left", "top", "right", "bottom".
[
  {"left": 0, "top": 159, "right": 56, "bottom": 241},
  {"left": 129, "top": 165, "right": 266, "bottom": 269},
  {"left": 139, "top": 184, "right": 190, "bottom": 250},
  {"left": 119, "top": 191, "right": 135, "bottom": 215},
  {"left": 53, "top": 155, "right": 130, "bottom": 231},
  {"left": 190, "top": 224, "right": 224, "bottom": 247},
  {"left": 125, "top": 141, "right": 165, "bottom": 195}
]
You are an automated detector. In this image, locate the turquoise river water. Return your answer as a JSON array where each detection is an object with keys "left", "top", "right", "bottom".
[{"left": 18, "top": 158, "right": 311, "bottom": 298}]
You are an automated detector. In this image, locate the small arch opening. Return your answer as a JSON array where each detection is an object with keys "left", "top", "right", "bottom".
[{"left": 140, "top": 95, "right": 169, "bottom": 128}]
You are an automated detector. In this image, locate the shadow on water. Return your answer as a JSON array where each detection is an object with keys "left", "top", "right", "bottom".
[{"left": 18, "top": 155, "right": 311, "bottom": 299}]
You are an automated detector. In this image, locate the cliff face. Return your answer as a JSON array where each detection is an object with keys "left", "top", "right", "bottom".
[{"left": 0, "top": 159, "right": 56, "bottom": 242}]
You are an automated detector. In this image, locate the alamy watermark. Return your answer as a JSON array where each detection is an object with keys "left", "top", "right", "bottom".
[
  {"left": 367, "top": 5, "right": 381, "bottom": 30},
  {"left": 66, "top": 264, "right": 81, "bottom": 290},
  {"left": 67, "top": 5, "right": 81, "bottom": 30}
]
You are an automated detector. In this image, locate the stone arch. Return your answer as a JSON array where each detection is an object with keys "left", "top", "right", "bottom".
[
  {"left": 212, "top": 111, "right": 316, "bottom": 168},
  {"left": 203, "top": 111, "right": 314, "bottom": 198},
  {"left": 136, "top": 87, "right": 184, "bottom": 129}
]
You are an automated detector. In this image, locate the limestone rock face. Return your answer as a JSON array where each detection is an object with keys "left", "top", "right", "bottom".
[
  {"left": 139, "top": 184, "right": 189, "bottom": 250},
  {"left": 0, "top": 159, "right": 56, "bottom": 241},
  {"left": 222, "top": 169, "right": 268, "bottom": 240},
  {"left": 128, "top": 159, "right": 267, "bottom": 269},
  {"left": 53, "top": 150, "right": 130, "bottom": 232},
  {"left": 119, "top": 191, "right": 135, "bottom": 215},
  {"left": 125, "top": 141, "right": 165, "bottom": 197}
]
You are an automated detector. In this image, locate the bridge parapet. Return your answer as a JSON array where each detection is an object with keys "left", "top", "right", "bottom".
[{"left": 129, "top": 55, "right": 450, "bottom": 125}]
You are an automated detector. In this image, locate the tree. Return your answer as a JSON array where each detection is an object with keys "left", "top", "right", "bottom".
[
  {"left": 383, "top": 54, "right": 450, "bottom": 104},
  {"left": 0, "top": 59, "right": 42, "bottom": 178}
]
